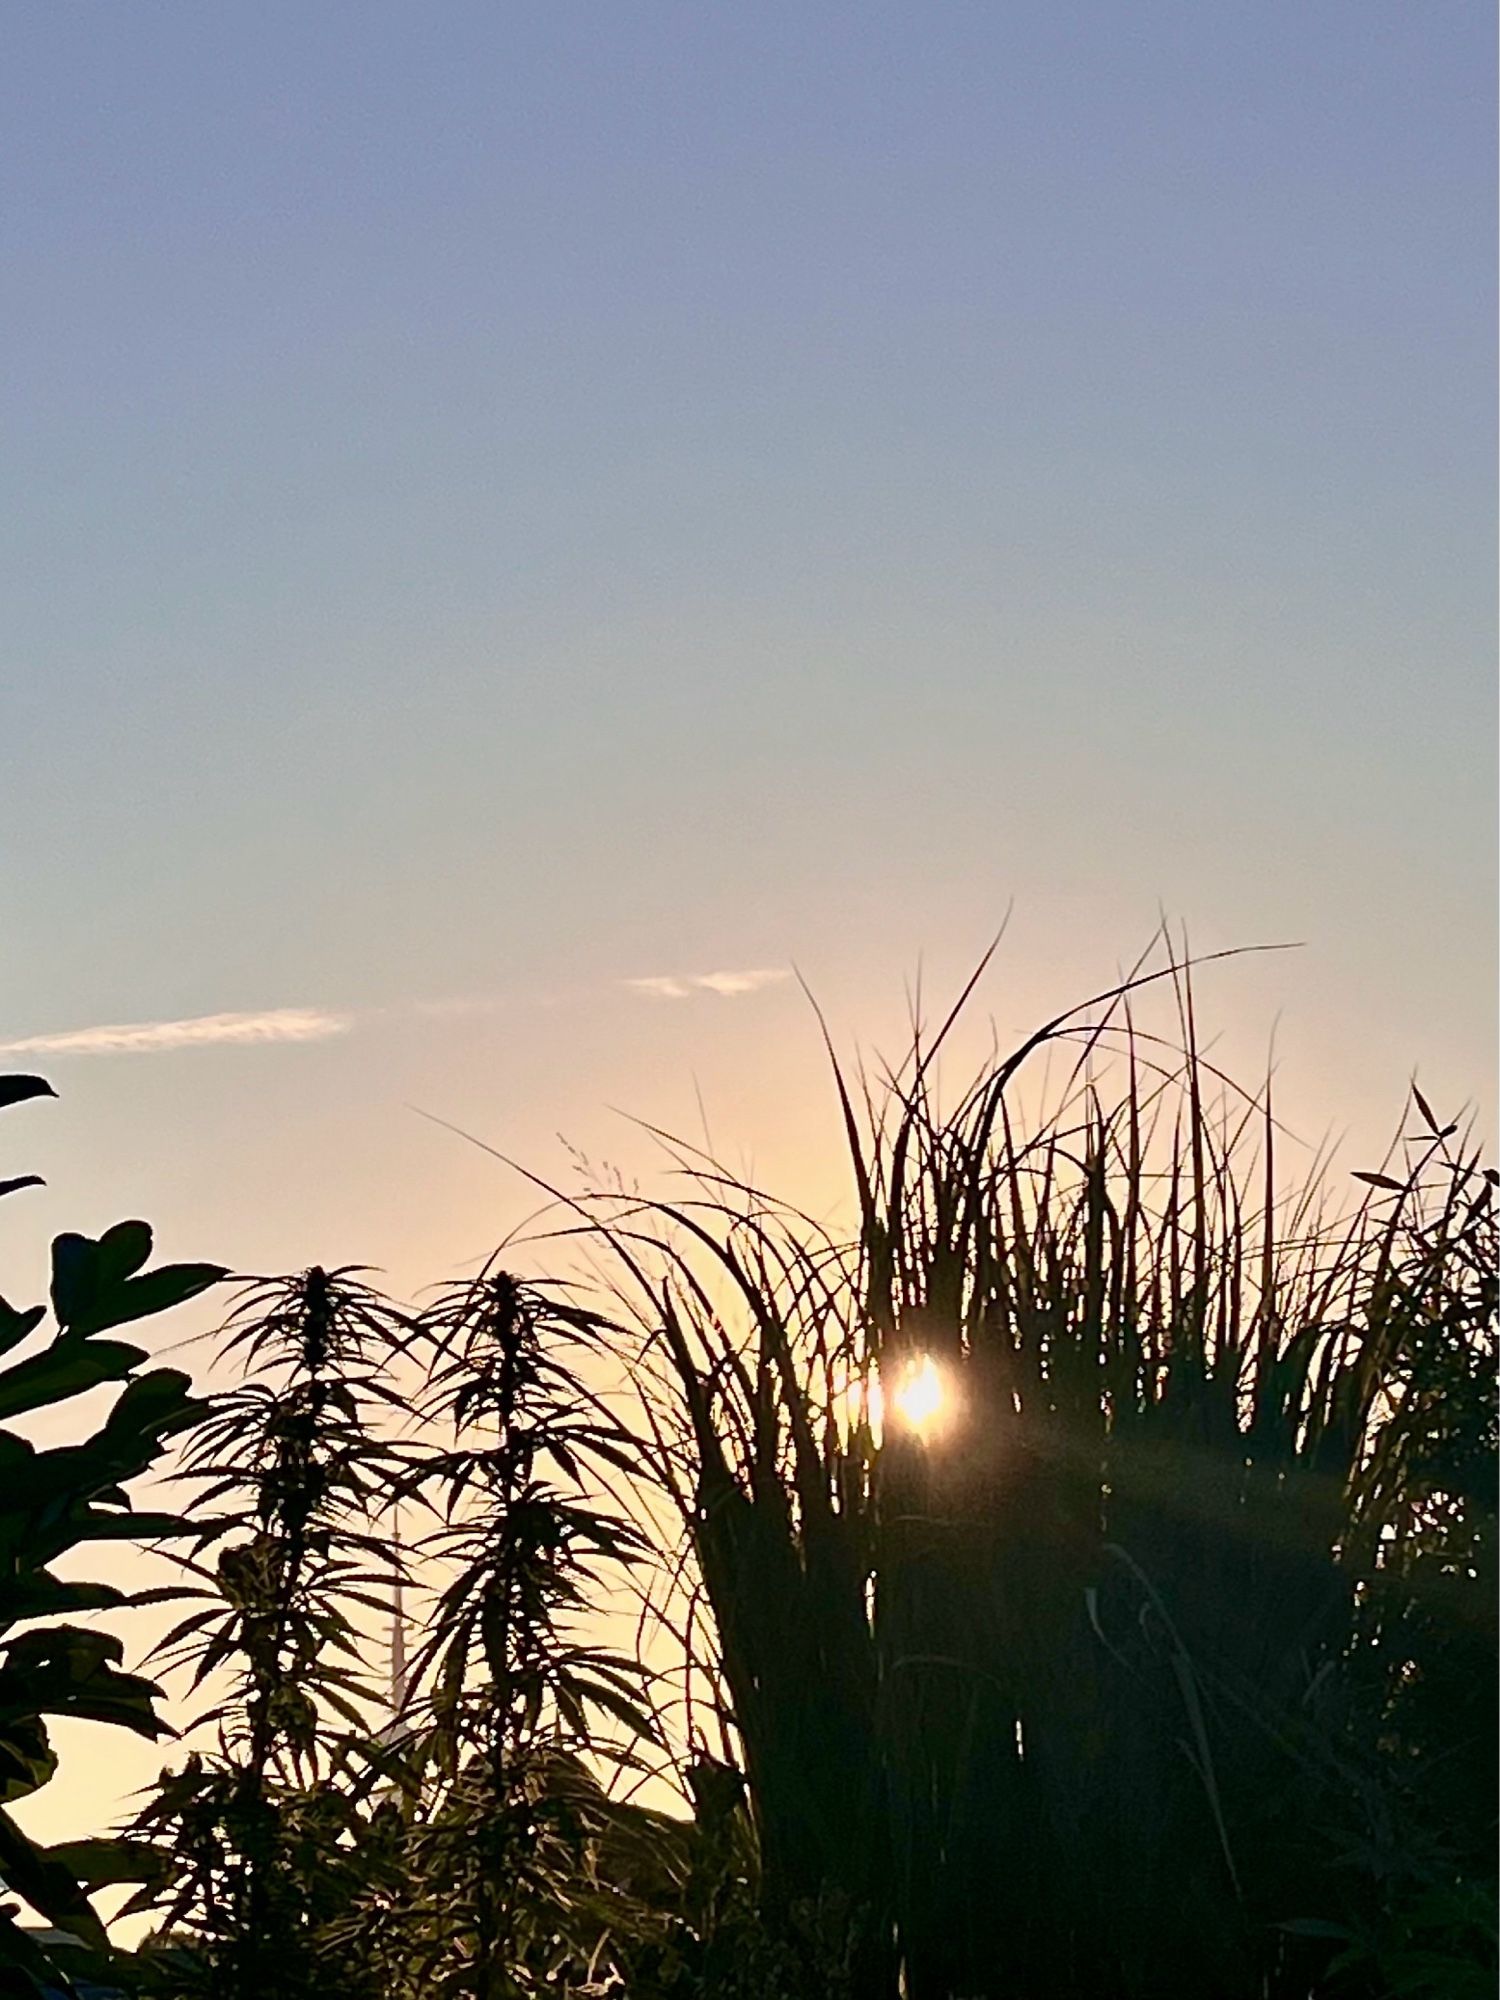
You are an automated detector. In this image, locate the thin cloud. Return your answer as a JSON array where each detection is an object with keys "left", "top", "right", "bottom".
[
  {"left": 0, "top": 975, "right": 791, "bottom": 1058},
  {"left": 625, "top": 977, "right": 693, "bottom": 1001},
  {"left": 0, "top": 1007, "right": 353, "bottom": 1059},
  {"left": 625, "top": 968, "right": 789, "bottom": 1002},
  {"left": 692, "top": 968, "right": 790, "bottom": 997}
]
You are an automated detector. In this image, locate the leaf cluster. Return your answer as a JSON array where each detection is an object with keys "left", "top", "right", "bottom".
[{"left": 0, "top": 1073, "right": 222, "bottom": 1996}]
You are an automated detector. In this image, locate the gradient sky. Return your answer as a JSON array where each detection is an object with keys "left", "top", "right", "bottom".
[{"left": 1, "top": 5, "right": 1495, "bottom": 1843}]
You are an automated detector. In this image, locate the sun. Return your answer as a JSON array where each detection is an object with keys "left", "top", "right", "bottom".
[
  {"left": 838, "top": 1350, "right": 956, "bottom": 1447},
  {"left": 888, "top": 1353, "right": 949, "bottom": 1438},
  {"left": 841, "top": 1353, "right": 953, "bottom": 1444}
]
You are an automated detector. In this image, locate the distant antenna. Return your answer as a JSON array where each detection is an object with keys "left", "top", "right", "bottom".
[{"left": 388, "top": 1502, "right": 409, "bottom": 1722}]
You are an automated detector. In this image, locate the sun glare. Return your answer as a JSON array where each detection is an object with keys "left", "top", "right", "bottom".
[
  {"left": 841, "top": 1353, "right": 952, "bottom": 1445},
  {"left": 890, "top": 1353, "right": 948, "bottom": 1437}
]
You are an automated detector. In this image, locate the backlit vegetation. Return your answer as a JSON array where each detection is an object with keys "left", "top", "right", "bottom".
[{"left": 2, "top": 945, "right": 1493, "bottom": 1998}]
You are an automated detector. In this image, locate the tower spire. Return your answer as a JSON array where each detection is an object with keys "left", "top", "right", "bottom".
[{"left": 389, "top": 1501, "right": 408, "bottom": 1719}]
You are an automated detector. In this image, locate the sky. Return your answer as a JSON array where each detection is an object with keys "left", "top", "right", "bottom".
[{"left": 1, "top": 0, "right": 1495, "bottom": 1854}]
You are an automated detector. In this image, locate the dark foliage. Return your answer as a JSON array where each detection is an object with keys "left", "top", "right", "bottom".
[
  {"left": 128, "top": 1267, "right": 409, "bottom": 1999},
  {"left": 0, "top": 1073, "right": 220, "bottom": 1996},
  {"left": 11, "top": 958, "right": 1494, "bottom": 2000},
  {"left": 564, "top": 948, "right": 1498, "bottom": 1998}
]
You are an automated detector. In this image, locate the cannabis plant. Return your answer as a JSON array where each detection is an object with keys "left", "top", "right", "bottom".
[
  {"left": 398, "top": 1266, "right": 663, "bottom": 1998},
  {"left": 129, "top": 1266, "right": 408, "bottom": 1999}
]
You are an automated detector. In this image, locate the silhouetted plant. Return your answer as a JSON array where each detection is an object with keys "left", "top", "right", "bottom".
[
  {"left": 20, "top": 949, "right": 1491, "bottom": 2000},
  {"left": 549, "top": 939, "right": 1497, "bottom": 1999},
  {"left": 129, "top": 1266, "right": 408, "bottom": 1999},
  {"left": 397, "top": 1266, "right": 663, "bottom": 1998},
  {"left": 0, "top": 1071, "right": 220, "bottom": 1996}
]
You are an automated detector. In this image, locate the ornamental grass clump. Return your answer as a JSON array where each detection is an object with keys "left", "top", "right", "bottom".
[{"left": 552, "top": 941, "right": 1496, "bottom": 2000}]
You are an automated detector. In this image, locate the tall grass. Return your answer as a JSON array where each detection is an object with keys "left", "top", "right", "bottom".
[
  {"left": 530, "top": 940, "right": 1498, "bottom": 1999},
  {"left": 117, "top": 942, "right": 1493, "bottom": 1997}
]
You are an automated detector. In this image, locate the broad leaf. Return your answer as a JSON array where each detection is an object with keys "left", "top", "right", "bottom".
[
  {"left": 0, "top": 1801, "right": 109, "bottom": 1956},
  {"left": 0, "top": 1077, "right": 54, "bottom": 1112},
  {"left": 0, "top": 1299, "right": 45, "bottom": 1360},
  {"left": 0, "top": 1626, "right": 168, "bottom": 1741},
  {"left": 96, "top": 1220, "right": 154, "bottom": 1285},
  {"left": 46, "top": 1835, "right": 167, "bottom": 1893},
  {"left": 0, "top": 1338, "right": 148, "bottom": 1423},
  {"left": 0, "top": 1715, "right": 56, "bottom": 1803},
  {"left": 52, "top": 1234, "right": 225, "bottom": 1338}
]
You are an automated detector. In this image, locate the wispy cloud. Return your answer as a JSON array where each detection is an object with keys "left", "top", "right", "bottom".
[
  {"left": 0, "top": 973, "right": 791, "bottom": 1061},
  {"left": 0, "top": 1007, "right": 353, "bottom": 1059},
  {"left": 625, "top": 968, "right": 790, "bottom": 1002}
]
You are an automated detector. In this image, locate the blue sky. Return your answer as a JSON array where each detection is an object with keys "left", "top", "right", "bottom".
[{"left": 2, "top": 0, "right": 1494, "bottom": 1286}]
